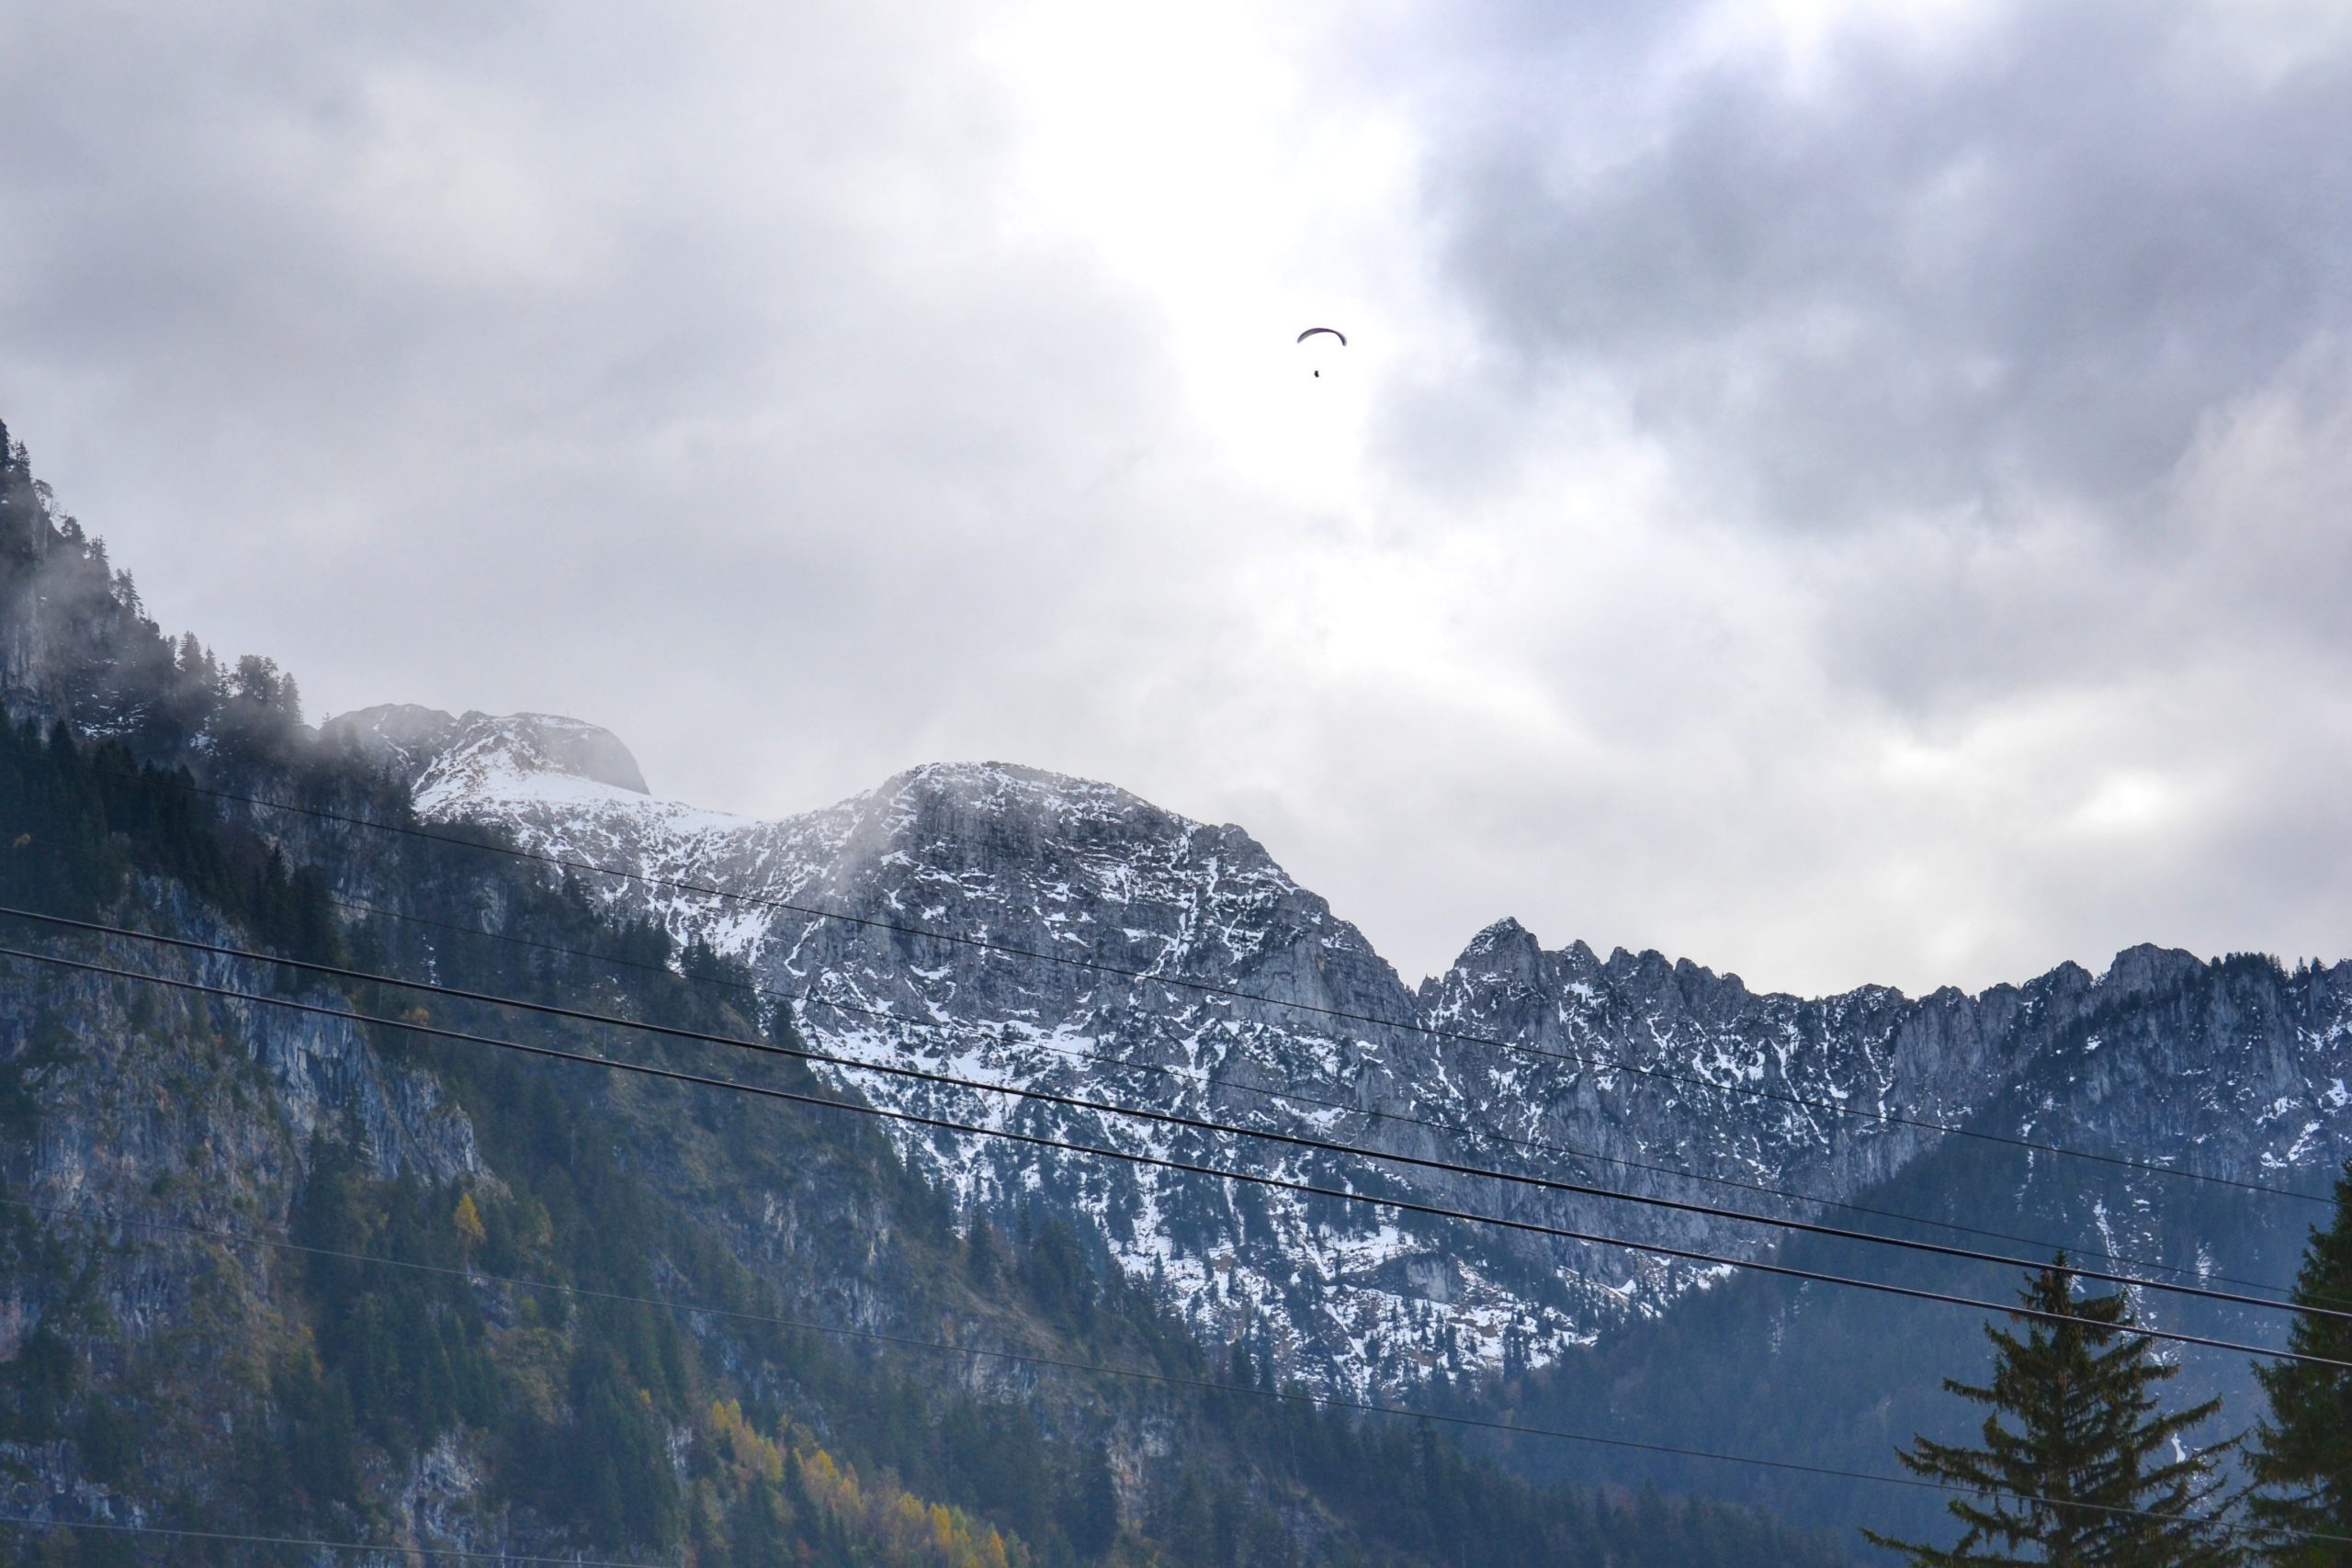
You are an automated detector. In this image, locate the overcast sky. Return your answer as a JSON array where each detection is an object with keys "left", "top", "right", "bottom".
[{"left": 5, "top": 0, "right": 2350, "bottom": 997}]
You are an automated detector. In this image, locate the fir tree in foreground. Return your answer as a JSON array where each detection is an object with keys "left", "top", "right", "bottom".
[
  {"left": 1864, "top": 1257, "right": 2235, "bottom": 1566},
  {"left": 2249, "top": 1158, "right": 2352, "bottom": 1564}
]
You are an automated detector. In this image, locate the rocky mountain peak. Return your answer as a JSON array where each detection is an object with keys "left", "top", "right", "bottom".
[
  {"left": 1451, "top": 917, "right": 1546, "bottom": 980},
  {"left": 866, "top": 760, "right": 1199, "bottom": 848},
  {"left": 324, "top": 703, "right": 2352, "bottom": 1405},
  {"left": 2098, "top": 942, "right": 2209, "bottom": 997},
  {"left": 861, "top": 761, "right": 1270, "bottom": 870},
  {"left": 325, "top": 705, "right": 650, "bottom": 798}
]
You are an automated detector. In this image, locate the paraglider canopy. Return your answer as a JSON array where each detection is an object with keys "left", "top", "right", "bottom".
[{"left": 1297, "top": 326, "right": 1347, "bottom": 376}]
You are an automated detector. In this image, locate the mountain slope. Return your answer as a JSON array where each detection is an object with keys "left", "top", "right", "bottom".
[{"left": 329, "top": 703, "right": 2352, "bottom": 1439}]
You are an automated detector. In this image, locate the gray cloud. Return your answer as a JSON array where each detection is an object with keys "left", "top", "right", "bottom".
[
  {"left": 0, "top": 2, "right": 1203, "bottom": 797},
  {"left": 5, "top": 0, "right": 2351, "bottom": 998},
  {"left": 1419, "top": 0, "right": 2352, "bottom": 531}
]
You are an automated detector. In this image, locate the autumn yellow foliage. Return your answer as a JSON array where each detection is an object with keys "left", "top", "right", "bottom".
[
  {"left": 697, "top": 1399, "right": 1023, "bottom": 1568},
  {"left": 704, "top": 1399, "right": 784, "bottom": 1484},
  {"left": 451, "top": 1191, "right": 486, "bottom": 1253}
]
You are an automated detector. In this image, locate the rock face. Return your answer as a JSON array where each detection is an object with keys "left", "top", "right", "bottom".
[{"left": 339, "top": 714, "right": 2352, "bottom": 1398}]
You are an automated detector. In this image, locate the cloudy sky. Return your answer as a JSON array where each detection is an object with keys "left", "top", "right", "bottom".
[{"left": 4, "top": 0, "right": 2349, "bottom": 996}]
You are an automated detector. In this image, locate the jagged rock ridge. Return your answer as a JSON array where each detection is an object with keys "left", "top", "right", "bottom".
[{"left": 326, "top": 705, "right": 2352, "bottom": 1400}]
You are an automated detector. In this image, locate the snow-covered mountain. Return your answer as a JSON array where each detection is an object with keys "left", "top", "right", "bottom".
[{"left": 324, "top": 705, "right": 2352, "bottom": 1402}]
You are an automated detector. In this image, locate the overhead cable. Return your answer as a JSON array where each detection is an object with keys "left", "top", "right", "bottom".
[
  {"left": 323, "top": 889, "right": 2317, "bottom": 1307},
  {"left": 14, "top": 1189, "right": 2327, "bottom": 1551},
  {"left": 125, "top": 767, "right": 2336, "bottom": 1206},
  {"left": 3, "top": 902, "right": 2334, "bottom": 1327},
  {"left": 3, "top": 938, "right": 2341, "bottom": 1371}
]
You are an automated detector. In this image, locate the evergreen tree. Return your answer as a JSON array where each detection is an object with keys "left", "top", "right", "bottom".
[
  {"left": 1865, "top": 1257, "right": 2235, "bottom": 1566},
  {"left": 2248, "top": 1158, "right": 2352, "bottom": 1563},
  {"left": 1063, "top": 1444, "right": 1121, "bottom": 1558}
]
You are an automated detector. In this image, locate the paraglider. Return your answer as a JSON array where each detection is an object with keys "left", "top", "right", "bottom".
[{"left": 1296, "top": 326, "right": 1347, "bottom": 376}]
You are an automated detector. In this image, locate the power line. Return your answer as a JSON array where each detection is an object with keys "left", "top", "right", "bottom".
[
  {"left": 141, "top": 767, "right": 2339, "bottom": 1207},
  {"left": 332, "top": 889, "right": 2305, "bottom": 1307},
  {"left": 6, "top": 902, "right": 2335, "bottom": 1328},
  {"left": 17, "top": 1189, "right": 2331, "bottom": 1551},
  {"left": 794, "top": 992, "right": 2323, "bottom": 1313},
  {"left": 0, "top": 1508, "right": 667, "bottom": 1565},
  {"left": 4, "top": 939, "right": 2341, "bottom": 1371}
]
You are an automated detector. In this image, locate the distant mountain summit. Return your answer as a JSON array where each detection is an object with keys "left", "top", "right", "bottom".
[
  {"left": 326, "top": 705, "right": 651, "bottom": 798},
  {"left": 324, "top": 701, "right": 2352, "bottom": 1445}
]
